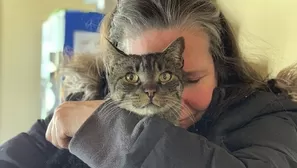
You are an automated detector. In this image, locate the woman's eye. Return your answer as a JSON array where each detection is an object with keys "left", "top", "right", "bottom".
[
  {"left": 159, "top": 72, "right": 172, "bottom": 83},
  {"left": 186, "top": 73, "right": 205, "bottom": 84},
  {"left": 125, "top": 73, "right": 139, "bottom": 83},
  {"left": 187, "top": 78, "right": 201, "bottom": 84}
]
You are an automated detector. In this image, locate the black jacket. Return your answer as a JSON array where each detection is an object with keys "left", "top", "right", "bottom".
[{"left": 1, "top": 88, "right": 297, "bottom": 168}]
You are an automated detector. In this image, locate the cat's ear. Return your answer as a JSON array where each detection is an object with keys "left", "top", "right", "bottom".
[
  {"left": 163, "top": 37, "right": 185, "bottom": 68},
  {"left": 103, "top": 38, "right": 127, "bottom": 71},
  {"left": 105, "top": 38, "right": 127, "bottom": 58}
]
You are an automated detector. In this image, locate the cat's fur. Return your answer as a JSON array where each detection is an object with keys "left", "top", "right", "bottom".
[{"left": 104, "top": 37, "right": 186, "bottom": 124}]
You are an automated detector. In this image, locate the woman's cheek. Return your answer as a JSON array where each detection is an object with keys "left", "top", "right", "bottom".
[{"left": 182, "top": 82, "right": 214, "bottom": 111}]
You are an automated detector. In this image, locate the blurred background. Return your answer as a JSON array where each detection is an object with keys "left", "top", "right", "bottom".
[{"left": 0, "top": 0, "right": 296, "bottom": 143}]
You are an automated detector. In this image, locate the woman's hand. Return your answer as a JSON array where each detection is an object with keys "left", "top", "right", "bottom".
[{"left": 45, "top": 100, "right": 104, "bottom": 149}]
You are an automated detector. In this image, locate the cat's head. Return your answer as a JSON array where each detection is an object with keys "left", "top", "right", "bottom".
[{"left": 104, "top": 37, "right": 185, "bottom": 116}]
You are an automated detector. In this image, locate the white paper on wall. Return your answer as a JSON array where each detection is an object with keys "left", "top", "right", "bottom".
[{"left": 73, "top": 31, "right": 100, "bottom": 55}]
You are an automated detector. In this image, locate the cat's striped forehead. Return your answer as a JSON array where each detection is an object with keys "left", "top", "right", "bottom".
[
  {"left": 117, "top": 53, "right": 162, "bottom": 72},
  {"left": 138, "top": 54, "right": 161, "bottom": 72},
  {"left": 106, "top": 37, "right": 185, "bottom": 76}
]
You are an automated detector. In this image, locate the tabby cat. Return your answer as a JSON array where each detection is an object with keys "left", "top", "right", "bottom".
[{"left": 104, "top": 37, "right": 186, "bottom": 125}]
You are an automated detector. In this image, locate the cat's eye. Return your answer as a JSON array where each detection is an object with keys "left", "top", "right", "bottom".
[
  {"left": 159, "top": 72, "right": 172, "bottom": 83},
  {"left": 125, "top": 73, "right": 139, "bottom": 83}
]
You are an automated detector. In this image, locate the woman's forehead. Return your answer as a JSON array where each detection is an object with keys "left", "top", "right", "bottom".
[
  {"left": 127, "top": 29, "right": 207, "bottom": 53},
  {"left": 126, "top": 28, "right": 213, "bottom": 72}
]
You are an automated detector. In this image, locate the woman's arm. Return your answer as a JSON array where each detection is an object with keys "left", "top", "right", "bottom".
[{"left": 69, "top": 100, "right": 297, "bottom": 168}]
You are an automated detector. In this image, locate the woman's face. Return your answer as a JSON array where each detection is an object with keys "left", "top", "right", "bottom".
[{"left": 126, "top": 29, "right": 217, "bottom": 128}]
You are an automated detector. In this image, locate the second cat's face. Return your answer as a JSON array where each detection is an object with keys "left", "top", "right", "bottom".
[{"left": 105, "top": 37, "right": 185, "bottom": 116}]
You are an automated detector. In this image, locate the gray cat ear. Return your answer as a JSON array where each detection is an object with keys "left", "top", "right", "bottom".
[
  {"left": 105, "top": 38, "right": 127, "bottom": 58},
  {"left": 163, "top": 37, "right": 185, "bottom": 68},
  {"left": 104, "top": 38, "right": 127, "bottom": 71}
]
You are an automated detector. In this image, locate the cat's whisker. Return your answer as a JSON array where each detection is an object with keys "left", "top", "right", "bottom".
[
  {"left": 100, "top": 102, "right": 120, "bottom": 116},
  {"left": 168, "top": 107, "right": 180, "bottom": 121},
  {"left": 98, "top": 101, "right": 114, "bottom": 116},
  {"left": 162, "top": 97, "right": 196, "bottom": 123},
  {"left": 162, "top": 99, "right": 182, "bottom": 116},
  {"left": 117, "top": 101, "right": 143, "bottom": 118},
  {"left": 100, "top": 101, "right": 134, "bottom": 122},
  {"left": 161, "top": 96, "right": 190, "bottom": 112},
  {"left": 101, "top": 100, "right": 129, "bottom": 114},
  {"left": 165, "top": 101, "right": 183, "bottom": 116}
]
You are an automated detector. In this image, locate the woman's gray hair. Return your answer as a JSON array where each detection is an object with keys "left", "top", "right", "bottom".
[{"left": 110, "top": 0, "right": 222, "bottom": 56}]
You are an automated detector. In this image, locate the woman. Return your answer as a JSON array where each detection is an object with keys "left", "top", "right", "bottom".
[{"left": 1, "top": 0, "right": 297, "bottom": 167}]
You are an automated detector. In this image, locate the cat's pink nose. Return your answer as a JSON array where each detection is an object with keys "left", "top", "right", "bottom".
[
  {"left": 145, "top": 89, "right": 156, "bottom": 99},
  {"left": 143, "top": 83, "right": 157, "bottom": 100}
]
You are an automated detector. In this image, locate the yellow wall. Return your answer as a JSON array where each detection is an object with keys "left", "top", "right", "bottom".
[
  {"left": 0, "top": 1, "right": 2, "bottom": 142},
  {"left": 218, "top": 0, "right": 297, "bottom": 76},
  {"left": 0, "top": 0, "right": 97, "bottom": 143},
  {"left": 0, "top": 0, "right": 297, "bottom": 143}
]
